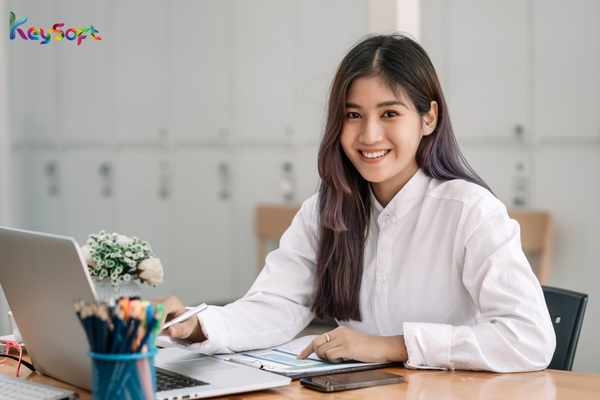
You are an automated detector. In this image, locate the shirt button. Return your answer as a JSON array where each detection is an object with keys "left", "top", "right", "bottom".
[{"left": 378, "top": 275, "right": 386, "bottom": 284}]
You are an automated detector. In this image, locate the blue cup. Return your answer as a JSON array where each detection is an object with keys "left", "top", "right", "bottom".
[{"left": 89, "top": 350, "right": 157, "bottom": 400}]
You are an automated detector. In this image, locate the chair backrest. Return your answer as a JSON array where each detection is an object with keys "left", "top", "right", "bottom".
[
  {"left": 508, "top": 211, "right": 553, "bottom": 285},
  {"left": 542, "top": 286, "right": 588, "bottom": 371},
  {"left": 255, "top": 204, "right": 301, "bottom": 275}
]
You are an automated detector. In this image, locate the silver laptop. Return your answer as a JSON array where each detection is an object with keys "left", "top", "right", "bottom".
[{"left": 0, "top": 226, "right": 290, "bottom": 398}]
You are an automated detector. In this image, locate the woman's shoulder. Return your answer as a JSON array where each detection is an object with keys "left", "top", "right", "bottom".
[{"left": 426, "top": 177, "right": 497, "bottom": 209}]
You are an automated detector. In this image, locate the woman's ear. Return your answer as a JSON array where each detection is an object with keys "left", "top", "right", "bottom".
[{"left": 423, "top": 101, "right": 438, "bottom": 136}]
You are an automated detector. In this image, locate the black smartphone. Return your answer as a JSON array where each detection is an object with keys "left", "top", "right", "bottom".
[{"left": 300, "top": 370, "right": 404, "bottom": 392}]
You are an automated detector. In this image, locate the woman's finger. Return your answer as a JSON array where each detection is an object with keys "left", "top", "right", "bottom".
[{"left": 296, "top": 343, "right": 315, "bottom": 360}]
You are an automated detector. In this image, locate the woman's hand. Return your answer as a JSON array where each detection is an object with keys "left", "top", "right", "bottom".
[
  {"left": 151, "top": 295, "right": 207, "bottom": 343},
  {"left": 296, "top": 326, "right": 408, "bottom": 363}
]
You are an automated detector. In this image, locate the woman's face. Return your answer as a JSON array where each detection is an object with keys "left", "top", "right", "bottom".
[{"left": 340, "top": 76, "right": 437, "bottom": 206}]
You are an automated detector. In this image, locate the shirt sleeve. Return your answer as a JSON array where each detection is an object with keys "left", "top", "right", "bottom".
[
  {"left": 403, "top": 193, "right": 556, "bottom": 372},
  {"left": 171, "top": 195, "right": 320, "bottom": 354}
]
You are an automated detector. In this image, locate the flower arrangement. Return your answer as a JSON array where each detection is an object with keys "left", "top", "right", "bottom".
[{"left": 80, "top": 231, "right": 164, "bottom": 291}]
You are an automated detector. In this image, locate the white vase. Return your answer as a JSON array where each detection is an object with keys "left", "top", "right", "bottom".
[{"left": 94, "top": 279, "right": 142, "bottom": 301}]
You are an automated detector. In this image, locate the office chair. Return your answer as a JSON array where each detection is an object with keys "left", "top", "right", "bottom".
[
  {"left": 508, "top": 211, "right": 553, "bottom": 285},
  {"left": 542, "top": 286, "right": 588, "bottom": 371},
  {"left": 255, "top": 204, "right": 301, "bottom": 275}
]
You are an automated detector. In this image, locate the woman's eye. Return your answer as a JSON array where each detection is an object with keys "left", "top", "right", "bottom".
[
  {"left": 383, "top": 111, "right": 398, "bottom": 118},
  {"left": 346, "top": 112, "right": 361, "bottom": 119}
]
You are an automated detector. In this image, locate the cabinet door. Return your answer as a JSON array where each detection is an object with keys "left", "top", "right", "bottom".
[
  {"left": 534, "top": 147, "right": 600, "bottom": 374},
  {"left": 296, "top": 0, "right": 368, "bottom": 142},
  {"left": 8, "top": 1, "right": 59, "bottom": 143},
  {"left": 173, "top": 149, "right": 234, "bottom": 305},
  {"left": 170, "top": 1, "right": 231, "bottom": 142},
  {"left": 62, "top": 150, "right": 114, "bottom": 245},
  {"left": 460, "top": 145, "right": 532, "bottom": 207},
  {"left": 58, "top": 0, "right": 112, "bottom": 143},
  {"left": 444, "top": 0, "right": 529, "bottom": 141},
  {"left": 14, "top": 149, "right": 62, "bottom": 234},
  {"left": 115, "top": 150, "right": 173, "bottom": 299},
  {"left": 232, "top": 0, "right": 295, "bottom": 141},
  {"left": 234, "top": 149, "right": 300, "bottom": 294},
  {"left": 114, "top": 1, "right": 168, "bottom": 141},
  {"left": 534, "top": 0, "right": 600, "bottom": 141}
]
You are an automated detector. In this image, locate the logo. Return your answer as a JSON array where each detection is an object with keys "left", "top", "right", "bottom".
[{"left": 9, "top": 12, "right": 101, "bottom": 46}]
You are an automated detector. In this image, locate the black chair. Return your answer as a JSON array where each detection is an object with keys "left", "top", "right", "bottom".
[{"left": 542, "top": 286, "right": 588, "bottom": 371}]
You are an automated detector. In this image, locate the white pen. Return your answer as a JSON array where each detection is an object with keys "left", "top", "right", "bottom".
[
  {"left": 228, "top": 357, "right": 264, "bottom": 370},
  {"left": 162, "top": 303, "right": 208, "bottom": 330}
]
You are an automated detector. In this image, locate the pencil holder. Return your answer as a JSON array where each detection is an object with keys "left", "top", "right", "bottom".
[{"left": 89, "top": 350, "right": 157, "bottom": 400}]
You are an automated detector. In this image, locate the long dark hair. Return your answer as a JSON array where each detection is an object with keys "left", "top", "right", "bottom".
[{"left": 311, "top": 33, "right": 491, "bottom": 322}]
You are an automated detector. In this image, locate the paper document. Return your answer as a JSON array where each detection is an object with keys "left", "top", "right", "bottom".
[{"left": 215, "top": 335, "right": 397, "bottom": 377}]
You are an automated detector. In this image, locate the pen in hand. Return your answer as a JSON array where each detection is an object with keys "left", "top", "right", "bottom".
[{"left": 162, "top": 303, "right": 208, "bottom": 331}]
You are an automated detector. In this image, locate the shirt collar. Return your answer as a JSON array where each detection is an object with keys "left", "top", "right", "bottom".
[{"left": 370, "top": 168, "right": 431, "bottom": 228}]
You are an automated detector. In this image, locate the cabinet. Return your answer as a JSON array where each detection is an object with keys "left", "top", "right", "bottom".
[
  {"left": 8, "top": 1, "right": 367, "bottom": 307},
  {"left": 173, "top": 149, "right": 235, "bottom": 305},
  {"left": 14, "top": 149, "right": 62, "bottom": 234},
  {"left": 114, "top": 150, "right": 174, "bottom": 299},
  {"left": 534, "top": 0, "right": 600, "bottom": 141},
  {"left": 114, "top": 1, "right": 168, "bottom": 141},
  {"left": 58, "top": 0, "right": 112, "bottom": 143},
  {"left": 422, "top": 0, "right": 530, "bottom": 142},
  {"left": 232, "top": 0, "right": 296, "bottom": 142},
  {"left": 62, "top": 150, "right": 115, "bottom": 244},
  {"left": 170, "top": 1, "right": 231, "bottom": 142},
  {"left": 8, "top": 1, "right": 59, "bottom": 143}
]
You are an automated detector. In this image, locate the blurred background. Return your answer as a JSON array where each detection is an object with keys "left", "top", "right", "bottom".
[{"left": 0, "top": 0, "right": 598, "bottom": 374}]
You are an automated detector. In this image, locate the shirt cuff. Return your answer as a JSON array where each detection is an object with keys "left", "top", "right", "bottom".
[
  {"left": 403, "top": 322, "right": 452, "bottom": 370},
  {"left": 169, "top": 306, "right": 231, "bottom": 354}
]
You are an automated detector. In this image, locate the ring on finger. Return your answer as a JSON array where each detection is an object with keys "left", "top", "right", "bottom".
[{"left": 325, "top": 332, "right": 330, "bottom": 342}]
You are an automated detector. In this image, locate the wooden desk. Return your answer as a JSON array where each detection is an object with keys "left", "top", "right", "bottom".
[{"left": 3, "top": 354, "right": 600, "bottom": 399}]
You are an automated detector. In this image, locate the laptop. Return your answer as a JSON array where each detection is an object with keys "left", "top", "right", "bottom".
[{"left": 0, "top": 226, "right": 291, "bottom": 398}]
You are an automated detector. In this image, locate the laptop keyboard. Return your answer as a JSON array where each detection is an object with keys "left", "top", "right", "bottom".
[
  {"left": 0, "top": 373, "right": 78, "bottom": 400},
  {"left": 156, "top": 368, "right": 209, "bottom": 392}
]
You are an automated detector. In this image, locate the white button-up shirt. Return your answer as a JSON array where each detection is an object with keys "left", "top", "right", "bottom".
[{"left": 177, "top": 169, "right": 556, "bottom": 372}]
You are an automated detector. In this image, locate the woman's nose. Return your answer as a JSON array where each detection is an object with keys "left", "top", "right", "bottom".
[{"left": 359, "top": 118, "right": 384, "bottom": 144}]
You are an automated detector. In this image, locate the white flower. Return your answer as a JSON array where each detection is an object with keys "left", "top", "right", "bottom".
[
  {"left": 116, "top": 234, "right": 133, "bottom": 246},
  {"left": 80, "top": 245, "right": 96, "bottom": 267},
  {"left": 137, "top": 257, "right": 164, "bottom": 286}
]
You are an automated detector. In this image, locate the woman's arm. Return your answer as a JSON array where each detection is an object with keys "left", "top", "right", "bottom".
[
  {"left": 297, "top": 326, "right": 408, "bottom": 363},
  {"left": 159, "top": 195, "right": 321, "bottom": 354},
  {"left": 403, "top": 194, "right": 556, "bottom": 372}
]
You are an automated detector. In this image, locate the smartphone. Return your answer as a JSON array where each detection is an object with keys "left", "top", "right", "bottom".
[{"left": 300, "top": 370, "right": 404, "bottom": 392}]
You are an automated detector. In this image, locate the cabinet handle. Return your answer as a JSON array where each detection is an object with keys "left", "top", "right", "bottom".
[
  {"left": 514, "top": 124, "right": 524, "bottom": 139},
  {"left": 218, "top": 162, "right": 230, "bottom": 200},
  {"left": 44, "top": 160, "right": 59, "bottom": 197},
  {"left": 98, "top": 162, "right": 113, "bottom": 197},
  {"left": 281, "top": 162, "right": 294, "bottom": 202},
  {"left": 158, "top": 161, "right": 170, "bottom": 199}
]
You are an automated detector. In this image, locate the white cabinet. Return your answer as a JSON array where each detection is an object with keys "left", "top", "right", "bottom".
[
  {"left": 421, "top": 0, "right": 530, "bottom": 142},
  {"left": 296, "top": 0, "right": 368, "bottom": 142},
  {"left": 58, "top": 0, "right": 112, "bottom": 143},
  {"left": 534, "top": 0, "right": 600, "bottom": 141},
  {"left": 114, "top": 1, "right": 168, "bottom": 141},
  {"left": 232, "top": 0, "right": 296, "bottom": 142},
  {"left": 62, "top": 150, "right": 115, "bottom": 245},
  {"left": 115, "top": 150, "right": 174, "bottom": 299},
  {"left": 460, "top": 145, "right": 532, "bottom": 208},
  {"left": 173, "top": 149, "right": 234, "bottom": 305},
  {"left": 170, "top": 1, "right": 231, "bottom": 142},
  {"left": 14, "top": 149, "right": 62, "bottom": 234},
  {"left": 233, "top": 149, "right": 300, "bottom": 293},
  {"left": 8, "top": 1, "right": 59, "bottom": 143}
]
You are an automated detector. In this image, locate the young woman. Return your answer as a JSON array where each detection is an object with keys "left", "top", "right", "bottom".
[{"left": 155, "top": 34, "right": 555, "bottom": 372}]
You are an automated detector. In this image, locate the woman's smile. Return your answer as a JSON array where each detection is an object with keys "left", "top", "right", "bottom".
[{"left": 358, "top": 149, "right": 391, "bottom": 163}]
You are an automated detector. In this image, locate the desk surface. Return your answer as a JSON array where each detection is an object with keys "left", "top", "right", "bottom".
[{"left": 3, "top": 354, "right": 600, "bottom": 400}]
